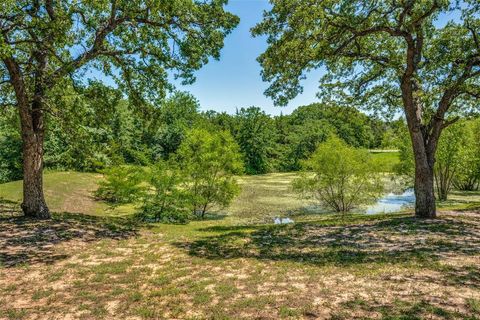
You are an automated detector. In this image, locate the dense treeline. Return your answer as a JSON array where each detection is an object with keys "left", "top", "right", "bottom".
[{"left": 0, "top": 83, "right": 393, "bottom": 183}]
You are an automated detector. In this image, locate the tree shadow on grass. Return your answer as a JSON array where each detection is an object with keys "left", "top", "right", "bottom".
[
  {"left": 0, "top": 200, "right": 138, "bottom": 268},
  {"left": 174, "top": 214, "right": 480, "bottom": 271},
  {"left": 0, "top": 197, "right": 21, "bottom": 216},
  {"left": 333, "top": 297, "right": 477, "bottom": 319},
  {"left": 194, "top": 211, "right": 229, "bottom": 222}
]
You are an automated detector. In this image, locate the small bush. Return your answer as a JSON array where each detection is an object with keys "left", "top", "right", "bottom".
[
  {"left": 95, "top": 129, "right": 244, "bottom": 223},
  {"left": 137, "top": 161, "right": 192, "bottom": 224},
  {"left": 176, "top": 128, "right": 244, "bottom": 218},
  {"left": 293, "top": 136, "right": 383, "bottom": 213},
  {"left": 95, "top": 165, "right": 145, "bottom": 204}
]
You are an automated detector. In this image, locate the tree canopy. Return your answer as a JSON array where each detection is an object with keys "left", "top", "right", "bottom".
[
  {"left": 0, "top": 0, "right": 239, "bottom": 218},
  {"left": 253, "top": 0, "right": 480, "bottom": 218},
  {"left": 1, "top": 0, "right": 239, "bottom": 104},
  {"left": 253, "top": 0, "right": 479, "bottom": 111}
]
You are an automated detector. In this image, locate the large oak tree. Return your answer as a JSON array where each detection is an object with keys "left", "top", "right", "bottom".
[
  {"left": 253, "top": 0, "right": 480, "bottom": 218},
  {"left": 0, "top": 0, "right": 238, "bottom": 218}
]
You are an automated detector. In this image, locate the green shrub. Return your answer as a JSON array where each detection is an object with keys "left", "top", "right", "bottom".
[
  {"left": 137, "top": 161, "right": 192, "bottom": 224},
  {"left": 177, "top": 128, "right": 244, "bottom": 218},
  {"left": 0, "top": 130, "right": 22, "bottom": 183},
  {"left": 434, "top": 123, "right": 465, "bottom": 200},
  {"left": 453, "top": 119, "right": 480, "bottom": 191},
  {"left": 95, "top": 166, "right": 145, "bottom": 204},
  {"left": 396, "top": 119, "right": 480, "bottom": 198},
  {"left": 95, "top": 129, "right": 244, "bottom": 222},
  {"left": 293, "top": 136, "right": 383, "bottom": 213}
]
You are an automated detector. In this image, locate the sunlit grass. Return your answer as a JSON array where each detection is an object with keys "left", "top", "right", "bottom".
[
  {"left": 370, "top": 150, "right": 400, "bottom": 173},
  {"left": 1, "top": 171, "right": 480, "bottom": 319}
]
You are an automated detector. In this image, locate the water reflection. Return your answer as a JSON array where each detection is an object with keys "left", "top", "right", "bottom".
[{"left": 366, "top": 189, "right": 415, "bottom": 214}]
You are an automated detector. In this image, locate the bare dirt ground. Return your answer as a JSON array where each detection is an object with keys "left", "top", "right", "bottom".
[
  {"left": 1, "top": 173, "right": 479, "bottom": 319},
  {"left": 1, "top": 206, "right": 479, "bottom": 319}
]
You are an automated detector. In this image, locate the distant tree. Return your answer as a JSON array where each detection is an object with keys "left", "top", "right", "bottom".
[
  {"left": 380, "top": 120, "right": 408, "bottom": 150},
  {"left": 453, "top": 119, "right": 480, "bottom": 191},
  {"left": 176, "top": 128, "right": 243, "bottom": 218},
  {"left": 235, "top": 107, "right": 276, "bottom": 174},
  {"left": 153, "top": 92, "right": 200, "bottom": 159},
  {"left": 434, "top": 123, "right": 465, "bottom": 201},
  {"left": 283, "top": 119, "right": 334, "bottom": 171},
  {"left": 0, "top": 107, "right": 21, "bottom": 183},
  {"left": 293, "top": 136, "right": 383, "bottom": 214},
  {"left": 0, "top": 0, "right": 239, "bottom": 219},
  {"left": 289, "top": 104, "right": 376, "bottom": 148},
  {"left": 200, "top": 110, "right": 238, "bottom": 133},
  {"left": 254, "top": 1, "right": 480, "bottom": 218}
]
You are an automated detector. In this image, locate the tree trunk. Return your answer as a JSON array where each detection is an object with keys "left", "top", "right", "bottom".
[
  {"left": 21, "top": 122, "right": 50, "bottom": 219},
  {"left": 411, "top": 133, "right": 436, "bottom": 219},
  {"left": 414, "top": 161, "right": 436, "bottom": 218},
  {"left": 4, "top": 56, "right": 50, "bottom": 218},
  {"left": 18, "top": 92, "right": 50, "bottom": 219}
]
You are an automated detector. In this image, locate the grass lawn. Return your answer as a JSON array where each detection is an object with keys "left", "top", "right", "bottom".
[
  {"left": 370, "top": 150, "right": 400, "bottom": 173},
  {"left": 1, "top": 172, "right": 480, "bottom": 319}
]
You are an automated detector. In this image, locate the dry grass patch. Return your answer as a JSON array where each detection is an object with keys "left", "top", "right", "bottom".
[
  {"left": 1, "top": 173, "right": 480, "bottom": 319},
  {"left": 1, "top": 211, "right": 480, "bottom": 319}
]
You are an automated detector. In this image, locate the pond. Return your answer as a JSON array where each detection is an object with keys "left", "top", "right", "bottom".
[{"left": 365, "top": 189, "right": 415, "bottom": 214}]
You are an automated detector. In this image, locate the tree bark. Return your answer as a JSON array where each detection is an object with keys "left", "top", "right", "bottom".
[
  {"left": 4, "top": 56, "right": 51, "bottom": 219},
  {"left": 19, "top": 95, "right": 50, "bottom": 219},
  {"left": 411, "top": 131, "right": 436, "bottom": 219},
  {"left": 21, "top": 126, "right": 50, "bottom": 219},
  {"left": 414, "top": 158, "right": 436, "bottom": 218}
]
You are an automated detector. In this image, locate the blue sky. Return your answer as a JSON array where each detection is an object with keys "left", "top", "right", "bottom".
[
  {"left": 87, "top": 1, "right": 460, "bottom": 116},
  {"left": 173, "top": 1, "right": 461, "bottom": 116},
  {"left": 174, "top": 0, "right": 323, "bottom": 116}
]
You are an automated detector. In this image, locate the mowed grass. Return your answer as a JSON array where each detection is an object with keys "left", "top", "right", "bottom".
[
  {"left": 1, "top": 171, "right": 480, "bottom": 319},
  {"left": 0, "top": 171, "right": 135, "bottom": 216},
  {"left": 370, "top": 150, "right": 400, "bottom": 173}
]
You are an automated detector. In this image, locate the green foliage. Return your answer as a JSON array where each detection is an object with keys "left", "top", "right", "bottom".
[
  {"left": 0, "top": 108, "right": 22, "bottom": 183},
  {"left": 253, "top": 1, "right": 480, "bottom": 113},
  {"left": 453, "top": 119, "right": 480, "bottom": 191},
  {"left": 293, "top": 136, "right": 383, "bottom": 213},
  {"left": 278, "top": 103, "right": 378, "bottom": 171},
  {"left": 434, "top": 123, "right": 465, "bottom": 201},
  {"left": 281, "top": 119, "right": 334, "bottom": 171},
  {"left": 153, "top": 92, "right": 200, "bottom": 159},
  {"left": 0, "top": 76, "right": 395, "bottom": 182},
  {"left": 95, "top": 166, "right": 145, "bottom": 204},
  {"left": 288, "top": 104, "right": 377, "bottom": 148},
  {"left": 396, "top": 119, "right": 480, "bottom": 197},
  {"left": 380, "top": 120, "right": 407, "bottom": 149},
  {"left": 43, "top": 82, "right": 153, "bottom": 171},
  {"left": 199, "top": 104, "right": 384, "bottom": 174},
  {"left": 139, "top": 161, "right": 191, "bottom": 224},
  {"left": 177, "top": 128, "right": 244, "bottom": 218},
  {"left": 96, "top": 128, "right": 244, "bottom": 222},
  {"left": 0, "top": 0, "right": 240, "bottom": 105},
  {"left": 234, "top": 107, "right": 276, "bottom": 174}
]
